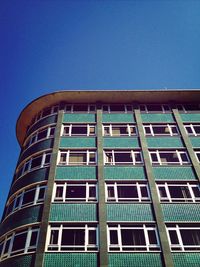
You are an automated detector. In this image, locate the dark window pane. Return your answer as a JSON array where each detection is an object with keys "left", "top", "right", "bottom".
[
  {"left": 50, "top": 230, "right": 59, "bottom": 245},
  {"left": 73, "top": 104, "right": 88, "bottom": 112},
  {"left": 181, "top": 230, "right": 200, "bottom": 245},
  {"left": 110, "top": 230, "right": 118, "bottom": 244},
  {"left": 88, "top": 230, "right": 96, "bottom": 244},
  {"left": 115, "top": 152, "right": 132, "bottom": 163},
  {"left": 169, "top": 186, "right": 191, "bottom": 199},
  {"left": 121, "top": 229, "right": 145, "bottom": 245},
  {"left": 56, "top": 187, "right": 63, "bottom": 198},
  {"left": 141, "top": 187, "right": 148, "bottom": 197},
  {"left": 89, "top": 187, "right": 96, "bottom": 198},
  {"left": 63, "top": 127, "right": 70, "bottom": 135},
  {"left": 61, "top": 229, "right": 85, "bottom": 245},
  {"left": 148, "top": 230, "right": 157, "bottom": 244},
  {"left": 194, "top": 126, "right": 200, "bottom": 134},
  {"left": 185, "top": 126, "right": 193, "bottom": 134},
  {"left": 12, "top": 233, "right": 27, "bottom": 252},
  {"left": 135, "top": 153, "right": 142, "bottom": 162},
  {"left": 29, "top": 231, "right": 38, "bottom": 246},
  {"left": 144, "top": 127, "right": 151, "bottom": 134},
  {"left": 169, "top": 230, "right": 179, "bottom": 244},
  {"left": 192, "top": 187, "right": 200, "bottom": 197},
  {"left": 118, "top": 186, "right": 138, "bottom": 198},
  {"left": 107, "top": 187, "right": 114, "bottom": 198},
  {"left": 37, "top": 129, "right": 48, "bottom": 140},
  {"left": 42, "top": 107, "right": 51, "bottom": 117},
  {"left": 159, "top": 187, "right": 167, "bottom": 198},
  {"left": 147, "top": 105, "right": 163, "bottom": 112},
  {"left": 180, "top": 153, "right": 189, "bottom": 162},
  {"left": 72, "top": 126, "right": 87, "bottom": 135},
  {"left": 31, "top": 156, "right": 42, "bottom": 169},
  {"left": 110, "top": 105, "right": 125, "bottom": 112},
  {"left": 22, "top": 189, "right": 35, "bottom": 205},
  {"left": 38, "top": 188, "right": 45, "bottom": 199},
  {"left": 66, "top": 186, "right": 86, "bottom": 198},
  {"left": 160, "top": 153, "right": 179, "bottom": 163}
]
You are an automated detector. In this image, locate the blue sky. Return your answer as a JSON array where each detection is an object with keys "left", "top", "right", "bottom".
[{"left": 0, "top": 0, "right": 200, "bottom": 217}]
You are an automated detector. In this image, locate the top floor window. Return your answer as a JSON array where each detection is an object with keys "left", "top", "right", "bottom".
[
  {"left": 102, "top": 104, "right": 133, "bottom": 113},
  {"left": 144, "top": 124, "right": 179, "bottom": 136},
  {"left": 62, "top": 124, "right": 95, "bottom": 136},
  {"left": 139, "top": 104, "right": 171, "bottom": 113},
  {"left": 175, "top": 104, "right": 200, "bottom": 112},
  {"left": 32, "top": 105, "right": 59, "bottom": 125},
  {"left": 65, "top": 104, "right": 96, "bottom": 113},
  {"left": 184, "top": 124, "right": 200, "bottom": 136},
  {"left": 103, "top": 124, "right": 137, "bottom": 136}
]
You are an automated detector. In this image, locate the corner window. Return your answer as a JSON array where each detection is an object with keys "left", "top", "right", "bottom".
[
  {"left": 108, "top": 224, "right": 159, "bottom": 251},
  {"left": 144, "top": 124, "right": 178, "bottom": 136},
  {"left": 53, "top": 182, "right": 97, "bottom": 202},
  {"left": 104, "top": 150, "right": 143, "bottom": 165},
  {"left": 106, "top": 182, "right": 150, "bottom": 202},
  {"left": 149, "top": 150, "right": 190, "bottom": 165},
  {"left": 47, "top": 224, "right": 98, "bottom": 252},
  {"left": 58, "top": 150, "right": 96, "bottom": 165},
  {"left": 62, "top": 124, "right": 95, "bottom": 136},
  {"left": 103, "top": 124, "right": 137, "bottom": 136},
  {"left": 167, "top": 225, "right": 200, "bottom": 251}
]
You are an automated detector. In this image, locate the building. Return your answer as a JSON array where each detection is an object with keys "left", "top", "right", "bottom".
[{"left": 0, "top": 90, "right": 200, "bottom": 267}]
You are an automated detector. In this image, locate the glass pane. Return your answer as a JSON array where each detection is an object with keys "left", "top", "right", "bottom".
[
  {"left": 12, "top": 233, "right": 27, "bottom": 252},
  {"left": 194, "top": 126, "right": 200, "bottom": 134},
  {"left": 150, "top": 153, "right": 158, "bottom": 162},
  {"left": 66, "top": 186, "right": 86, "bottom": 198},
  {"left": 29, "top": 231, "right": 38, "bottom": 246},
  {"left": 185, "top": 126, "right": 193, "bottom": 134},
  {"left": 22, "top": 189, "right": 35, "bottom": 205},
  {"left": 169, "top": 230, "right": 179, "bottom": 244},
  {"left": 89, "top": 186, "right": 96, "bottom": 198},
  {"left": 63, "top": 127, "right": 70, "bottom": 135},
  {"left": 147, "top": 105, "right": 163, "bottom": 112},
  {"left": 192, "top": 187, "right": 200, "bottom": 197},
  {"left": 88, "top": 230, "right": 96, "bottom": 244},
  {"left": 180, "top": 153, "right": 189, "bottom": 162},
  {"left": 50, "top": 230, "right": 59, "bottom": 244},
  {"left": 153, "top": 126, "right": 167, "bottom": 135},
  {"left": 56, "top": 186, "right": 63, "bottom": 198},
  {"left": 171, "top": 126, "right": 178, "bottom": 134},
  {"left": 160, "top": 153, "right": 179, "bottom": 163},
  {"left": 169, "top": 186, "right": 191, "bottom": 199},
  {"left": 107, "top": 187, "right": 114, "bottom": 198},
  {"left": 110, "top": 230, "right": 118, "bottom": 244},
  {"left": 115, "top": 152, "right": 132, "bottom": 163},
  {"left": 121, "top": 229, "right": 145, "bottom": 245},
  {"left": 148, "top": 230, "right": 157, "bottom": 244},
  {"left": 159, "top": 187, "right": 167, "bottom": 198},
  {"left": 135, "top": 153, "right": 142, "bottom": 163},
  {"left": 37, "top": 129, "right": 48, "bottom": 140},
  {"left": 38, "top": 187, "right": 45, "bottom": 200},
  {"left": 73, "top": 104, "right": 88, "bottom": 112},
  {"left": 141, "top": 186, "right": 148, "bottom": 197},
  {"left": 72, "top": 126, "right": 87, "bottom": 135},
  {"left": 130, "top": 126, "right": 136, "bottom": 135},
  {"left": 31, "top": 156, "right": 42, "bottom": 169},
  {"left": 110, "top": 105, "right": 125, "bottom": 112},
  {"left": 61, "top": 229, "right": 85, "bottom": 245},
  {"left": 181, "top": 229, "right": 200, "bottom": 245},
  {"left": 118, "top": 186, "right": 138, "bottom": 198},
  {"left": 144, "top": 126, "right": 151, "bottom": 134},
  {"left": 69, "top": 153, "right": 86, "bottom": 164}
]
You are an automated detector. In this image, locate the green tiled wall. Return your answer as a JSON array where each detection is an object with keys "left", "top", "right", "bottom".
[
  {"left": 104, "top": 167, "right": 146, "bottom": 180},
  {"left": 173, "top": 253, "right": 200, "bottom": 267},
  {"left": 162, "top": 204, "right": 200, "bottom": 222},
  {"left": 0, "top": 255, "right": 33, "bottom": 267},
  {"left": 44, "top": 253, "right": 97, "bottom": 267},
  {"left": 60, "top": 137, "right": 96, "bottom": 148},
  {"left": 104, "top": 137, "right": 139, "bottom": 148},
  {"left": 27, "top": 115, "right": 57, "bottom": 136},
  {"left": 146, "top": 137, "right": 184, "bottom": 148},
  {"left": 20, "top": 139, "right": 54, "bottom": 161},
  {"left": 102, "top": 114, "right": 135, "bottom": 123},
  {"left": 109, "top": 253, "right": 163, "bottom": 267},
  {"left": 10, "top": 167, "right": 49, "bottom": 196},
  {"left": 190, "top": 137, "right": 200, "bottom": 148},
  {"left": 0, "top": 205, "right": 42, "bottom": 236},
  {"left": 50, "top": 204, "right": 97, "bottom": 221},
  {"left": 107, "top": 204, "right": 154, "bottom": 221},
  {"left": 153, "top": 167, "right": 197, "bottom": 180},
  {"left": 141, "top": 113, "right": 174, "bottom": 123},
  {"left": 180, "top": 113, "right": 200, "bottom": 122},
  {"left": 63, "top": 113, "right": 96, "bottom": 123},
  {"left": 55, "top": 166, "right": 97, "bottom": 180}
]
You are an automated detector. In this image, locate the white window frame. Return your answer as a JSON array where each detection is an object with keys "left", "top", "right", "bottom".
[
  {"left": 167, "top": 225, "right": 200, "bottom": 251},
  {"left": 105, "top": 182, "right": 150, "bottom": 202},
  {"left": 104, "top": 150, "right": 143, "bottom": 165},
  {"left": 157, "top": 182, "right": 200, "bottom": 203},
  {"left": 24, "top": 125, "right": 56, "bottom": 149},
  {"left": 102, "top": 104, "right": 133, "bottom": 113},
  {"left": 52, "top": 182, "right": 97, "bottom": 202},
  {"left": 184, "top": 124, "right": 200, "bottom": 136},
  {"left": 64, "top": 104, "right": 96, "bottom": 113},
  {"left": 149, "top": 150, "right": 190, "bottom": 165},
  {"left": 61, "top": 124, "right": 96, "bottom": 136},
  {"left": 46, "top": 224, "right": 98, "bottom": 252},
  {"left": 102, "top": 124, "right": 137, "bottom": 137},
  {"left": 143, "top": 124, "right": 179, "bottom": 136},
  {"left": 5, "top": 185, "right": 46, "bottom": 218},
  {"left": 139, "top": 104, "right": 171, "bottom": 113},
  {"left": 58, "top": 150, "right": 96, "bottom": 166},
  {"left": 16, "top": 152, "right": 52, "bottom": 179},
  {"left": 107, "top": 224, "right": 160, "bottom": 252},
  {"left": 0, "top": 227, "right": 39, "bottom": 260}
]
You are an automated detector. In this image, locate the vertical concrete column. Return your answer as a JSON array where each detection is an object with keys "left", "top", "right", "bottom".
[
  {"left": 34, "top": 110, "right": 63, "bottom": 267},
  {"left": 135, "top": 109, "right": 174, "bottom": 267},
  {"left": 96, "top": 104, "right": 108, "bottom": 267},
  {"left": 173, "top": 109, "right": 200, "bottom": 182}
]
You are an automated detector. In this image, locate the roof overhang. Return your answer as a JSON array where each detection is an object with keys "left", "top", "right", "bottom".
[{"left": 16, "top": 89, "right": 200, "bottom": 146}]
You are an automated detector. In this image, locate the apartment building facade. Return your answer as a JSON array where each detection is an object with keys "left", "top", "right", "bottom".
[{"left": 0, "top": 90, "right": 200, "bottom": 267}]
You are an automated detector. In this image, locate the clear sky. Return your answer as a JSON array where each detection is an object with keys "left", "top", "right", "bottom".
[{"left": 0, "top": 0, "right": 200, "bottom": 217}]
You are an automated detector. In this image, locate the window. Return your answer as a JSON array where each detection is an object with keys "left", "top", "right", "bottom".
[
  {"left": 5, "top": 184, "right": 46, "bottom": 218},
  {"left": 184, "top": 124, "right": 200, "bottom": 136},
  {"left": 53, "top": 182, "right": 96, "bottom": 202},
  {"left": 104, "top": 150, "right": 143, "bottom": 165},
  {"left": 16, "top": 152, "right": 51, "bottom": 179},
  {"left": 0, "top": 227, "right": 39, "bottom": 260},
  {"left": 149, "top": 150, "right": 190, "bottom": 165},
  {"left": 62, "top": 124, "right": 95, "bottom": 136},
  {"left": 106, "top": 182, "right": 150, "bottom": 202},
  {"left": 157, "top": 183, "right": 200, "bottom": 203},
  {"left": 108, "top": 224, "right": 159, "bottom": 252},
  {"left": 65, "top": 104, "right": 96, "bottom": 113},
  {"left": 32, "top": 105, "right": 59, "bottom": 124},
  {"left": 167, "top": 225, "right": 200, "bottom": 251},
  {"left": 102, "top": 104, "right": 133, "bottom": 113},
  {"left": 144, "top": 124, "right": 178, "bottom": 136},
  {"left": 47, "top": 224, "right": 98, "bottom": 252},
  {"left": 58, "top": 150, "right": 96, "bottom": 166},
  {"left": 139, "top": 104, "right": 171, "bottom": 113},
  {"left": 24, "top": 125, "right": 55, "bottom": 149},
  {"left": 103, "top": 124, "right": 137, "bottom": 136}
]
